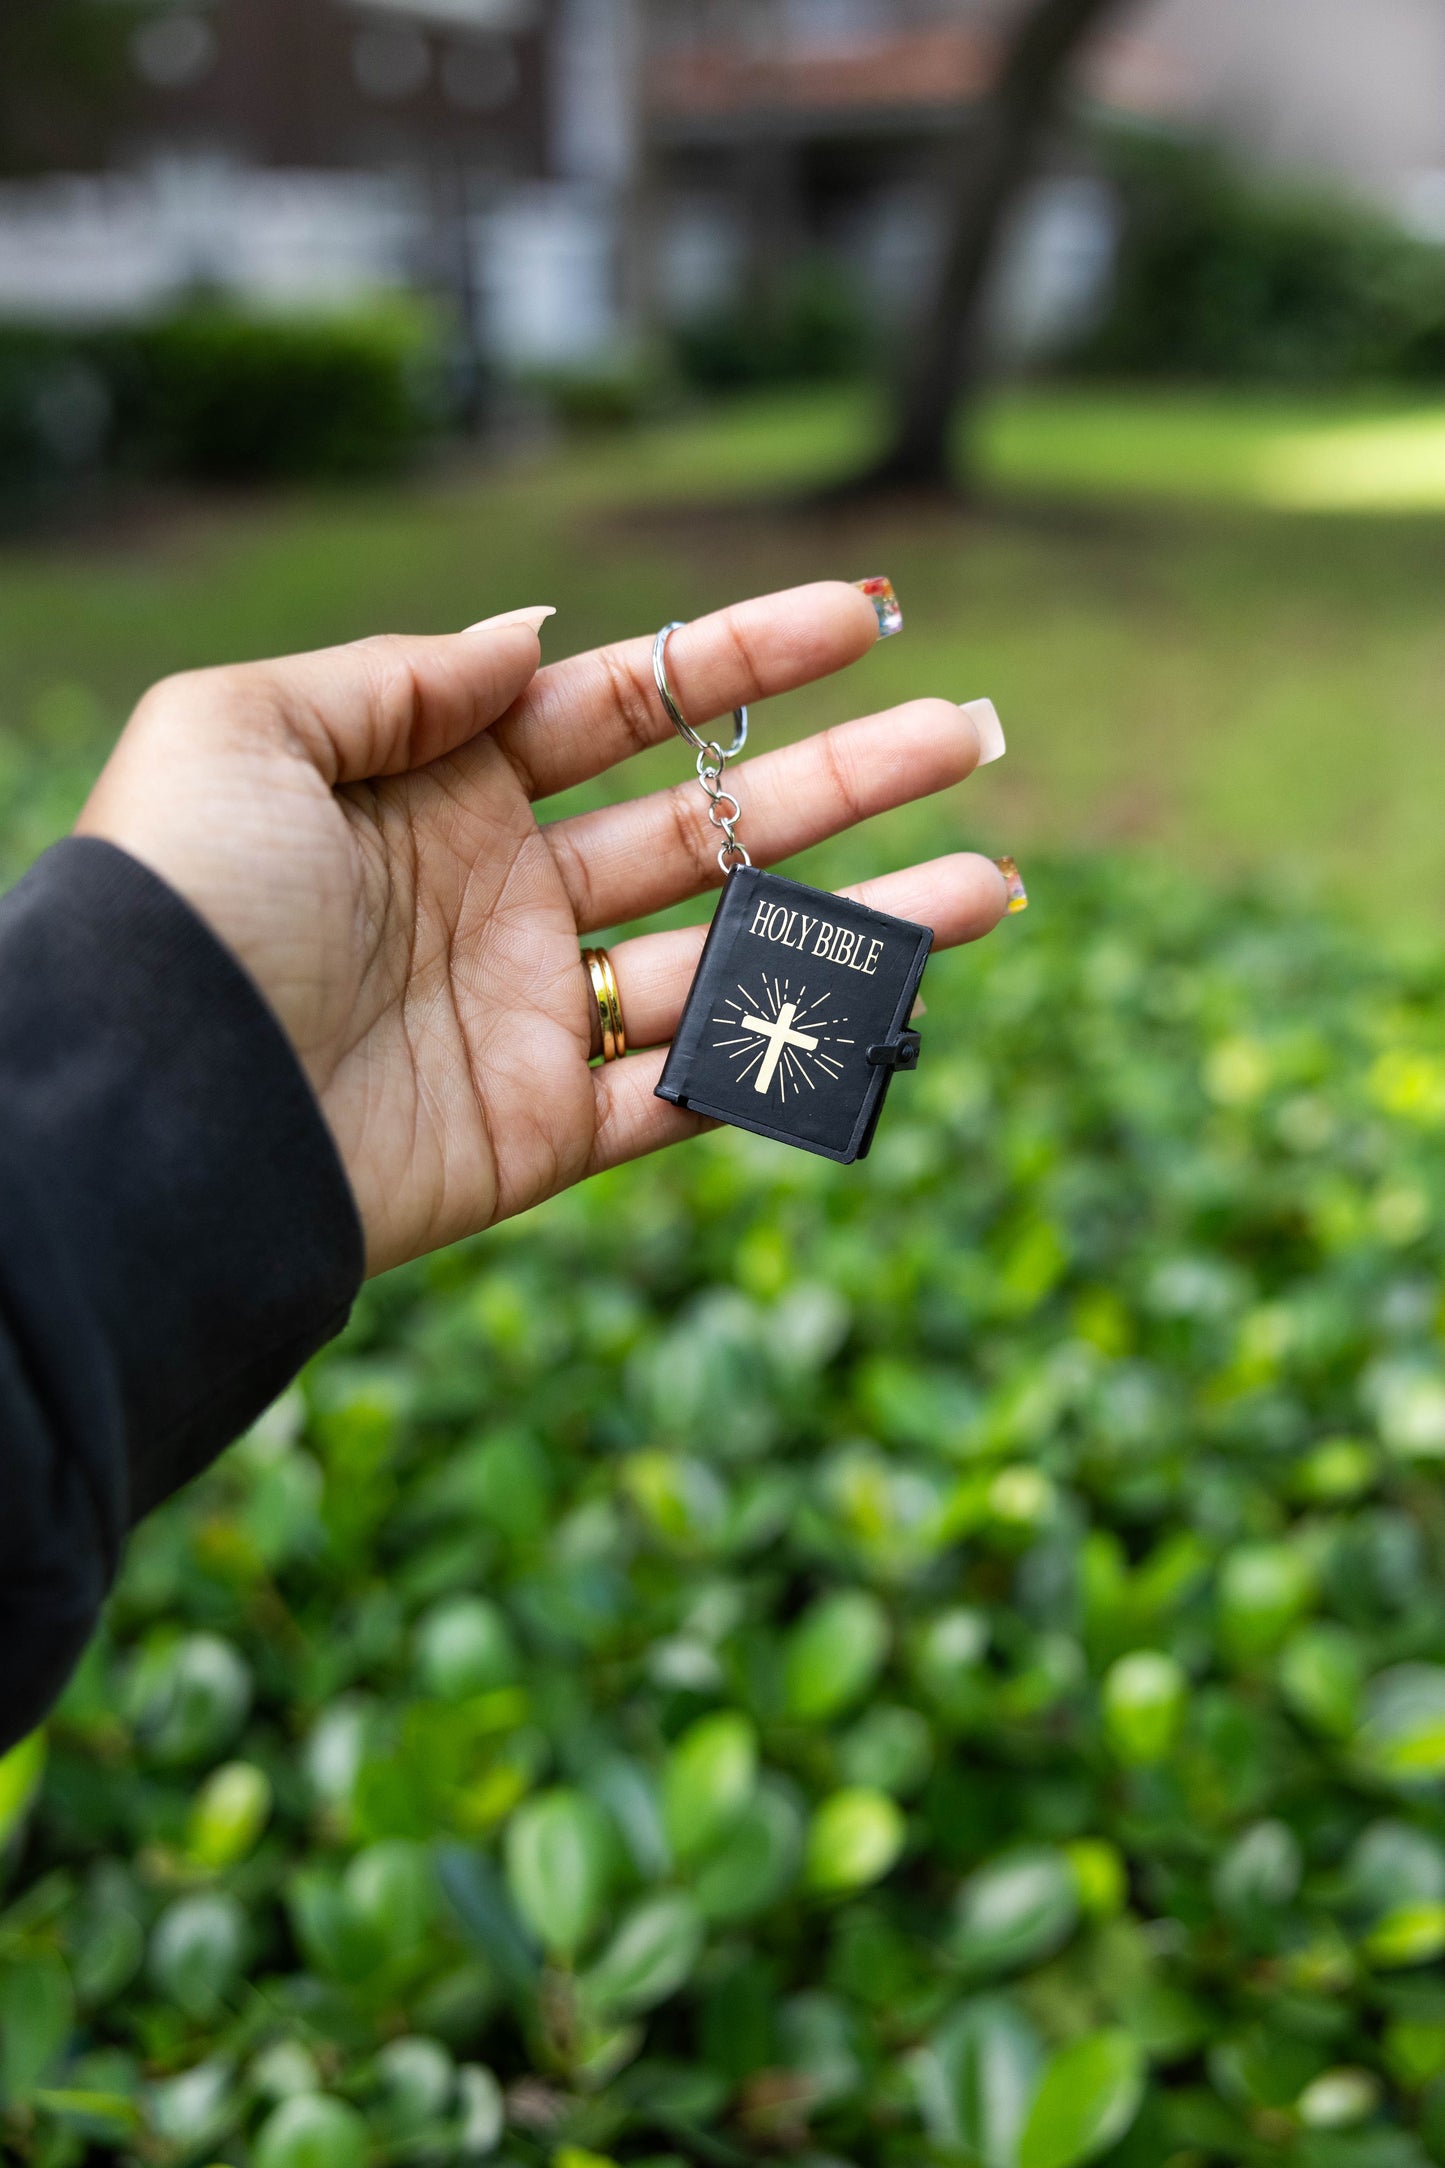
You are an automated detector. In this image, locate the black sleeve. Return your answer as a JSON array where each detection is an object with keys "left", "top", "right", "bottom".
[{"left": 0, "top": 837, "right": 365, "bottom": 1753}]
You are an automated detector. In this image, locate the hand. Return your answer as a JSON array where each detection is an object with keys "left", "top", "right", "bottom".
[{"left": 77, "top": 583, "right": 1012, "bottom": 1275}]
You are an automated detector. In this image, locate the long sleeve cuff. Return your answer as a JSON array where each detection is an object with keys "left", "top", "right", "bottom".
[{"left": 0, "top": 836, "right": 364, "bottom": 1746}]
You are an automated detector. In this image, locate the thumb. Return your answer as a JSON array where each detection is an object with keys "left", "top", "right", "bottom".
[{"left": 258, "top": 607, "right": 556, "bottom": 785}]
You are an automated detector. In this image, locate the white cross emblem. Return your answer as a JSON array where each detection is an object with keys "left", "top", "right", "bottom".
[
  {"left": 738, "top": 1000, "right": 819, "bottom": 1095},
  {"left": 710, "top": 979, "right": 853, "bottom": 1101}
]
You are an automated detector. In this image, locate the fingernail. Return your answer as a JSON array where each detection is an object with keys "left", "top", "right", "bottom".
[
  {"left": 962, "top": 697, "right": 1006, "bottom": 766},
  {"left": 464, "top": 606, "right": 557, "bottom": 635},
  {"left": 854, "top": 576, "right": 903, "bottom": 638},
  {"left": 910, "top": 995, "right": 928, "bottom": 1021},
  {"left": 994, "top": 856, "right": 1028, "bottom": 914}
]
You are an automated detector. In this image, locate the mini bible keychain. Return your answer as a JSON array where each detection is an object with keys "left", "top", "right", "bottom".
[{"left": 652, "top": 620, "right": 932, "bottom": 1163}]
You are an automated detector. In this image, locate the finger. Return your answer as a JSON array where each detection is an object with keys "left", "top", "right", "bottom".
[
  {"left": 588, "top": 1047, "right": 713, "bottom": 1177},
  {"left": 587, "top": 851, "right": 1009, "bottom": 1121},
  {"left": 495, "top": 580, "right": 883, "bottom": 802},
  {"left": 551, "top": 697, "right": 988, "bottom": 934},
  {"left": 244, "top": 609, "right": 553, "bottom": 785}
]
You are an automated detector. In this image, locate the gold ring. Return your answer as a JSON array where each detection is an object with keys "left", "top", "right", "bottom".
[{"left": 582, "top": 947, "right": 627, "bottom": 1063}]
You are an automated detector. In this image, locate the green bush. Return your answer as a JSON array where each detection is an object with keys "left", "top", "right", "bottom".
[
  {"left": 672, "top": 257, "right": 872, "bottom": 392},
  {"left": 9, "top": 858, "right": 1445, "bottom": 2164},
  {"left": 1079, "top": 131, "right": 1445, "bottom": 384},
  {"left": 0, "top": 300, "right": 448, "bottom": 507},
  {"left": 115, "top": 303, "right": 448, "bottom": 483},
  {"left": 0, "top": 325, "right": 113, "bottom": 516},
  {"left": 523, "top": 363, "right": 661, "bottom": 433}
]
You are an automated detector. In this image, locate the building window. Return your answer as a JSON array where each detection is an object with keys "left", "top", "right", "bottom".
[
  {"left": 130, "top": 11, "right": 219, "bottom": 91},
  {"left": 352, "top": 25, "right": 433, "bottom": 100}
]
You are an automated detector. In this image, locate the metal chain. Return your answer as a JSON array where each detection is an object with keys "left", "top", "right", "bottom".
[
  {"left": 694, "top": 739, "right": 750, "bottom": 873},
  {"left": 654, "top": 623, "right": 752, "bottom": 874}
]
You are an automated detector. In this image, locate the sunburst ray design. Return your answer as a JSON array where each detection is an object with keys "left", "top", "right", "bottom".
[{"left": 709, "top": 973, "right": 853, "bottom": 1100}]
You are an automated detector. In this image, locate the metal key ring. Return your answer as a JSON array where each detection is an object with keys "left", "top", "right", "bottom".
[{"left": 653, "top": 621, "right": 749, "bottom": 761}]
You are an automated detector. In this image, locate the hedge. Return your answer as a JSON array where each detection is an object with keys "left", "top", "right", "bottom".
[
  {"left": 0, "top": 301, "right": 449, "bottom": 512},
  {"left": 7, "top": 859, "right": 1445, "bottom": 2166},
  {"left": 1079, "top": 132, "right": 1445, "bottom": 385}
]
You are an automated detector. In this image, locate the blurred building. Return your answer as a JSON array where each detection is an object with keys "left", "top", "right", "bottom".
[
  {"left": 0, "top": 0, "right": 557, "bottom": 345},
  {"left": 2, "top": 0, "right": 1445, "bottom": 366}
]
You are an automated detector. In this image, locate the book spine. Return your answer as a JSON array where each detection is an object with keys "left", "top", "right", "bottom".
[{"left": 655, "top": 870, "right": 755, "bottom": 1107}]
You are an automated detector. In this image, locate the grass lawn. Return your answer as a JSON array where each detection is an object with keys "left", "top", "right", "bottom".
[{"left": 4, "top": 382, "right": 1445, "bottom": 926}]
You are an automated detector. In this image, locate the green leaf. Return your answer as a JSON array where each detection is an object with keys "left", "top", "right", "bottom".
[
  {"left": 1363, "top": 1902, "right": 1445, "bottom": 1968},
  {"left": 148, "top": 2058, "right": 235, "bottom": 2147},
  {"left": 1348, "top": 1819, "right": 1445, "bottom": 1921},
  {"left": 455, "top": 2062, "right": 504, "bottom": 2155},
  {"left": 778, "top": 1990, "right": 862, "bottom": 2110},
  {"left": 1218, "top": 1543, "right": 1315, "bottom": 1661},
  {"left": 582, "top": 1892, "right": 705, "bottom": 2017},
  {"left": 0, "top": 1952, "right": 73, "bottom": 2107},
  {"left": 130, "top": 1632, "right": 252, "bottom": 1766},
  {"left": 1359, "top": 1666, "right": 1445, "bottom": 1785},
  {"left": 1213, "top": 1820, "right": 1302, "bottom": 1922},
  {"left": 839, "top": 1704, "right": 934, "bottom": 1798},
  {"left": 254, "top": 2092, "right": 369, "bottom": 2168},
  {"left": 504, "top": 1788, "right": 612, "bottom": 1958},
  {"left": 1102, "top": 1652, "right": 1187, "bottom": 1765},
  {"left": 414, "top": 1596, "right": 519, "bottom": 1699},
  {"left": 913, "top": 1607, "right": 991, "bottom": 1718},
  {"left": 72, "top": 1905, "right": 144, "bottom": 2008},
  {"left": 1212, "top": 2024, "right": 1328, "bottom": 2112},
  {"left": 1383, "top": 2016, "right": 1445, "bottom": 2090},
  {"left": 1297, "top": 2067, "right": 1382, "bottom": 2129},
  {"left": 783, "top": 1590, "right": 891, "bottom": 1722},
  {"left": 953, "top": 1849, "right": 1080, "bottom": 1978},
  {"left": 662, "top": 1713, "right": 758, "bottom": 1862},
  {"left": 1279, "top": 1624, "right": 1364, "bottom": 1739},
  {"left": 288, "top": 1868, "right": 387, "bottom": 1982},
  {"left": 343, "top": 1838, "right": 436, "bottom": 1960},
  {"left": 691, "top": 1782, "right": 803, "bottom": 1923},
  {"left": 436, "top": 1843, "right": 540, "bottom": 1992},
  {"left": 375, "top": 2037, "right": 454, "bottom": 2132},
  {"left": 1421, "top": 2070, "right": 1445, "bottom": 2163},
  {"left": 915, "top": 1995, "right": 1043, "bottom": 2165},
  {"left": 31, "top": 2089, "right": 142, "bottom": 2136},
  {"left": 0, "top": 1731, "right": 46, "bottom": 1849},
  {"left": 805, "top": 1788, "right": 905, "bottom": 1894},
  {"left": 590, "top": 1756, "right": 670, "bottom": 1882},
  {"left": 187, "top": 1761, "right": 273, "bottom": 1870},
  {"left": 1018, "top": 2030, "right": 1146, "bottom": 2168},
  {"left": 1064, "top": 1839, "right": 1127, "bottom": 1921},
  {"left": 147, "top": 1894, "right": 245, "bottom": 2019}
]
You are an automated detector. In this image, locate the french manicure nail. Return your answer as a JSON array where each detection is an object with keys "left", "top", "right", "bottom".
[
  {"left": 962, "top": 698, "right": 1006, "bottom": 765},
  {"left": 854, "top": 576, "right": 903, "bottom": 638},
  {"left": 464, "top": 605, "right": 557, "bottom": 634},
  {"left": 994, "top": 856, "right": 1029, "bottom": 914}
]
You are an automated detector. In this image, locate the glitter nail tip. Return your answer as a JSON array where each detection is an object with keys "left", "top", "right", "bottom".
[
  {"left": 855, "top": 576, "right": 904, "bottom": 638},
  {"left": 994, "top": 856, "right": 1029, "bottom": 914},
  {"left": 962, "top": 697, "right": 1006, "bottom": 765}
]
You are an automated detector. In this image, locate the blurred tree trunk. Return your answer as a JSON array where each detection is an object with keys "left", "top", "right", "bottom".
[{"left": 849, "top": 0, "right": 1137, "bottom": 498}]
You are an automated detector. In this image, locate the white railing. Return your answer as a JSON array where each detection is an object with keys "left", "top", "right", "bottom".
[{"left": 0, "top": 165, "right": 418, "bottom": 323}]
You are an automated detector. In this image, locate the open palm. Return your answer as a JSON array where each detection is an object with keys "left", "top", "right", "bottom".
[{"left": 78, "top": 583, "right": 1010, "bottom": 1275}]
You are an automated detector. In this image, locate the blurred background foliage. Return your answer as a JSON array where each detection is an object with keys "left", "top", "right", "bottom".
[
  {"left": 1079, "top": 133, "right": 1445, "bottom": 387},
  {"left": 14, "top": 128, "right": 1445, "bottom": 507}
]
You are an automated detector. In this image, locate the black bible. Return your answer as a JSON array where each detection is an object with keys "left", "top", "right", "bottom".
[{"left": 656, "top": 867, "right": 932, "bottom": 1163}]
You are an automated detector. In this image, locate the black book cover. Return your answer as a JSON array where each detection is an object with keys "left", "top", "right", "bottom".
[{"left": 656, "top": 867, "right": 932, "bottom": 1163}]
